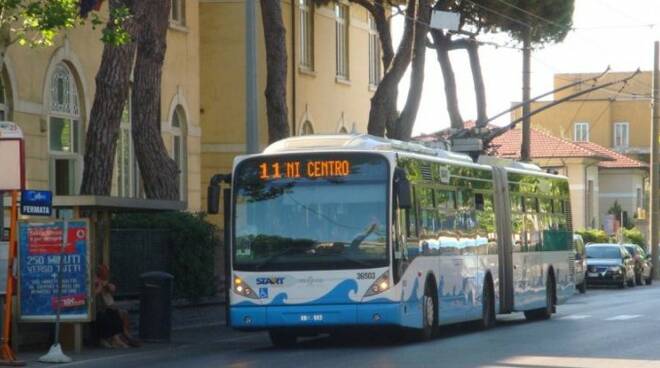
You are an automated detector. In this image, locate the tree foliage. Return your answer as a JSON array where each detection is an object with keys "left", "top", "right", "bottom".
[
  {"left": 0, "top": 0, "right": 129, "bottom": 53},
  {"left": 575, "top": 228, "right": 609, "bottom": 244},
  {"left": 623, "top": 227, "right": 645, "bottom": 248},
  {"left": 433, "top": 0, "right": 574, "bottom": 130}
]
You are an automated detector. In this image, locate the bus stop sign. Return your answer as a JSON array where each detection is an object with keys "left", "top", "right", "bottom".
[{"left": 20, "top": 190, "right": 52, "bottom": 217}]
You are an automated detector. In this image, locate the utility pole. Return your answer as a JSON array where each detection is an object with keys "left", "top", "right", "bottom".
[
  {"left": 245, "top": 0, "right": 259, "bottom": 154},
  {"left": 651, "top": 41, "right": 660, "bottom": 279},
  {"left": 520, "top": 29, "right": 531, "bottom": 162}
]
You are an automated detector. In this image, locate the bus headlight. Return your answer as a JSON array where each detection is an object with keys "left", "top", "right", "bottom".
[
  {"left": 233, "top": 275, "right": 259, "bottom": 299},
  {"left": 363, "top": 271, "right": 390, "bottom": 297}
]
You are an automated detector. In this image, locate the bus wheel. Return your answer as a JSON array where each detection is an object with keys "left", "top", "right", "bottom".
[
  {"left": 411, "top": 281, "right": 436, "bottom": 341},
  {"left": 480, "top": 278, "right": 496, "bottom": 329},
  {"left": 268, "top": 330, "right": 297, "bottom": 348},
  {"left": 524, "top": 275, "right": 554, "bottom": 321}
]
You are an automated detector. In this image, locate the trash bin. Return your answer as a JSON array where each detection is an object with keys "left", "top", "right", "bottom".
[{"left": 139, "top": 271, "right": 174, "bottom": 342}]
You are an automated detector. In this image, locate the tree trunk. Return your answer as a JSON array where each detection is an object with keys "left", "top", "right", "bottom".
[
  {"left": 367, "top": 0, "right": 416, "bottom": 137},
  {"left": 131, "top": 0, "right": 179, "bottom": 200},
  {"left": 80, "top": 0, "right": 137, "bottom": 195},
  {"left": 467, "top": 40, "right": 488, "bottom": 128},
  {"left": 393, "top": 0, "right": 430, "bottom": 141},
  {"left": 260, "top": 0, "right": 290, "bottom": 143},
  {"left": 431, "top": 30, "right": 464, "bottom": 130}
]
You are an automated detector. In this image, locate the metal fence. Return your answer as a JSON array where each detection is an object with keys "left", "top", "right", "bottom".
[{"left": 110, "top": 229, "right": 172, "bottom": 298}]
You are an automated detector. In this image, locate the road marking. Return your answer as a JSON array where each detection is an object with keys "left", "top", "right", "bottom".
[
  {"left": 500, "top": 355, "right": 660, "bottom": 368},
  {"left": 559, "top": 314, "right": 591, "bottom": 320},
  {"left": 605, "top": 314, "right": 642, "bottom": 321}
]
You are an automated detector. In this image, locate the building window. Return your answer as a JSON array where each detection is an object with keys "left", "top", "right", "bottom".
[
  {"left": 573, "top": 122, "right": 589, "bottom": 142},
  {"left": 613, "top": 122, "right": 629, "bottom": 149},
  {"left": 48, "top": 63, "right": 82, "bottom": 196},
  {"left": 299, "top": 0, "right": 314, "bottom": 70},
  {"left": 171, "top": 106, "right": 187, "bottom": 202},
  {"left": 335, "top": 3, "right": 349, "bottom": 80},
  {"left": 301, "top": 120, "right": 314, "bottom": 135},
  {"left": 115, "top": 96, "right": 141, "bottom": 198},
  {"left": 368, "top": 15, "right": 381, "bottom": 86},
  {"left": 170, "top": 0, "right": 186, "bottom": 26}
]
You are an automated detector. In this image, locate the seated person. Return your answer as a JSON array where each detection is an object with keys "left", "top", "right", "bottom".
[{"left": 95, "top": 264, "right": 141, "bottom": 348}]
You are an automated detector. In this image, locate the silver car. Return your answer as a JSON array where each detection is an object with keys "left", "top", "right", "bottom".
[{"left": 574, "top": 234, "right": 586, "bottom": 293}]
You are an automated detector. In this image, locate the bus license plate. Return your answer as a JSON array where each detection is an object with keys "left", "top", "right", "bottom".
[
  {"left": 587, "top": 272, "right": 599, "bottom": 277},
  {"left": 299, "top": 314, "right": 324, "bottom": 322}
]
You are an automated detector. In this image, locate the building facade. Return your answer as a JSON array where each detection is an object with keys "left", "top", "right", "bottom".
[
  {"left": 511, "top": 71, "right": 652, "bottom": 160},
  {"left": 1, "top": 0, "right": 202, "bottom": 211},
  {"left": 1, "top": 0, "right": 380, "bottom": 219},
  {"left": 199, "top": 0, "right": 380, "bottom": 209}
]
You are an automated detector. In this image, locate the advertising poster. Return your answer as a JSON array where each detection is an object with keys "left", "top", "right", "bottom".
[{"left": 18, "top": 220, "right": 91, "bottom": 322}]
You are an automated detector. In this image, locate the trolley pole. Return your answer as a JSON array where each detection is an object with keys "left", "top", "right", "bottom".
[{"left": 650, "top": 41, "right": 659, "bottom": 279}]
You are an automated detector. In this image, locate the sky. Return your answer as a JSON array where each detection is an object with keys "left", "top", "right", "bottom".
[{"left": 393, "top": 0, "right": 660, "bottom": 136}]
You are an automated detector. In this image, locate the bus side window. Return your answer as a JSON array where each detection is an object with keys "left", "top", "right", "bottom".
[{"left": 475, "top": 193, "right": 484, "bottom": 211}]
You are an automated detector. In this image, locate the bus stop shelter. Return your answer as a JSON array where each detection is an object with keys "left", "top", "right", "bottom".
[{"left": 2, "top": 195, "right": 184, "bottom": 353}]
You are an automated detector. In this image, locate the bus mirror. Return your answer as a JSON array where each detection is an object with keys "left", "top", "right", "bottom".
[
  {"left": 395, "top": 168, "right": 412, "bottom": 209},
  {"left": 208, "top": 185, "right": 220, "bottom": 214}
]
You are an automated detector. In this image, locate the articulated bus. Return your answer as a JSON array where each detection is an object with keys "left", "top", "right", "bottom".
[{"left": 207, "top": 134, "right": 575, "bottom": 347}]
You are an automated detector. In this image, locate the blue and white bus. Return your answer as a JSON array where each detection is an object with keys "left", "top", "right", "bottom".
[{"left": 207, "top": 134, "right": 575, "bottom": 346}]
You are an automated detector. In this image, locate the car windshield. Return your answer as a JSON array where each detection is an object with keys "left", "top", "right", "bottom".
[
  {"left": 586, "top": 246, "right": 621, "bottom": 259},
  {"left": 233, "top": 153, "right": 389, "bottom": 271}
]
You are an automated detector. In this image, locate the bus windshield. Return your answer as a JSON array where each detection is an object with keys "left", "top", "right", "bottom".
[{"left": 233, "top": 153, "right": 389, "bottom": 271}]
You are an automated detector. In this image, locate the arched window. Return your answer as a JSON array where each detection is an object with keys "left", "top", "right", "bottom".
[
  {"left": 301, "top": 120, "right": 314, "bottom": 135},
  {"left": 48, "top": 63, "right": 82, "bottom": 196},
  {"left": 115, "top": 94, "right": 140, "bottom": 198},
  {"left": 339, "top": 126, "right": 348, "bottom": 134},
  {"left": 0, "top": 66, "right": 11, "bottom": 121},
  {"left": 171, "top": 106, "right": 187, "bottom": 201}
]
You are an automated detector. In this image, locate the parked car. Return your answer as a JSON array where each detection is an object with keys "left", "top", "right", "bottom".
[
  {"left": 574, "top": 234, "right": 586, "bottom": 293},
  {"left": 622, "top": 243, "right": 653, "bottom": 286},
  {"left": 585, "top": 243, "right": 635, "bottom": 288}
]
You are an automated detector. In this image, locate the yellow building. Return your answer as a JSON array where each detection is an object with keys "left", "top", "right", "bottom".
[
  {"left": 0, "top": 0, "right": 201, "bottom": 211},
  {"left": 513, "top": 71, "right": 652, "bottom": 159},
  {"left": 1, "top": 0, "right": 379, "bottom": 218},
  {"left": 199, "top": 0, "right": 380, "bottom": 209}
]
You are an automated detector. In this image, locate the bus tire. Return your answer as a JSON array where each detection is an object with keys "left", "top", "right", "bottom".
[
  {"left": 411, "top": 279, "right": 436, "bottom": 341},
  {"left": 524, "top": 273, "right": 555, "bottom": 321},
  {"left": 480, "top": 276, "right": 496, "bottom": 329},
  {"left": 268, "top": 330, "right": 297, "bottom": 348}
]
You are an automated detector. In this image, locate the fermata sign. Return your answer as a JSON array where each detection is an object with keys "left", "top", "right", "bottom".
[{"left": 18, "top": 220, "right": 91, "bottom": 322}]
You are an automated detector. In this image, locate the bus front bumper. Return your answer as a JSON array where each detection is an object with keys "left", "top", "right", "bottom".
[{"left": 230, "top": 303, "right": 401, "bottom": 329}]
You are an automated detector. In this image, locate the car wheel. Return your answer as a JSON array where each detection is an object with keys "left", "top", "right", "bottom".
[
  {"left": 480, "top": 278, "right": 496, "bottom": 329},
  {"left": 268, "top": 330, "right": 297, "bottom": 348},
  {"left": 635, "top": 272, "right": 642, "bottom": 286},
  {"left": 646, "top": 269, "right": 653, "bottom": 285}
]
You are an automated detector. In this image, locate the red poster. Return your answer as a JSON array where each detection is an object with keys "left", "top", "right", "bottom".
[{"left": 26, "top": 226, "right": 86, "bottom": 255}]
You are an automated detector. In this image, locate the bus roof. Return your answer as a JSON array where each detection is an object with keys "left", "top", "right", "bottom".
[{"left": 263, "top": 134, "right": 474, "bottom": 164}]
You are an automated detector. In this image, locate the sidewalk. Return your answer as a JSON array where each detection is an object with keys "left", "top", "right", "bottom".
[{"left": 15, "top": 301, "right": 229, "bottom": 367}]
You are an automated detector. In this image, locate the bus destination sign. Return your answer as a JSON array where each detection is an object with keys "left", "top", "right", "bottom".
[{"left": 258, "top": 159, "right": 351, "bottom": 180}]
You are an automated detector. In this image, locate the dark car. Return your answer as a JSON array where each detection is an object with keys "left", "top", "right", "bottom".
[
  {"left": 622, "top": 243, "right": 653, "bottom": 286},
  {"left": 585, "top": 243, "right": 635, "bottom": 288}
]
